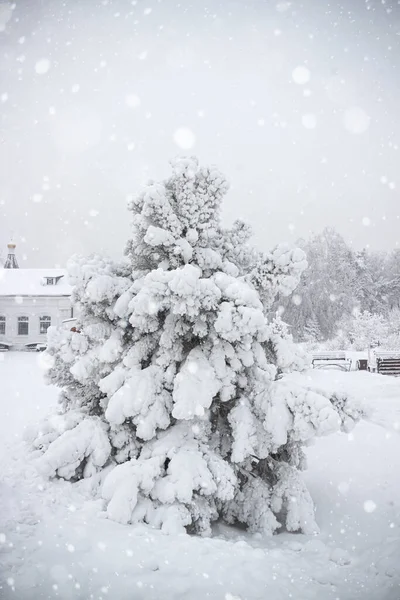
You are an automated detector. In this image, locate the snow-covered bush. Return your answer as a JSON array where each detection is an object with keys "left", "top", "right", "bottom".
[
  {"left": 327, "top": 310, "right": 389, "bottom": 351},
  {"left": 29, "top": 157, "right": 362, "bottom": 537},
  {"left": 375, "top": 308, "right": 400, "bottom": 350}
]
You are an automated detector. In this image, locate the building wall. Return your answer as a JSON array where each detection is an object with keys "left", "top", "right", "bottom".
[{"left": 0, "top": 295, "right": 72, "bottom": 349}]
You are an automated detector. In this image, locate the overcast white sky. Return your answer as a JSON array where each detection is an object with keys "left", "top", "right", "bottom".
[{"left": 0, "top": 0, "right": 399, "bottom": 267}]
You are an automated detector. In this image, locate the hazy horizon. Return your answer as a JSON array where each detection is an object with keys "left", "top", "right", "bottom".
[{"left": 1, "top": 0, "right": 399, "bottom": 268}]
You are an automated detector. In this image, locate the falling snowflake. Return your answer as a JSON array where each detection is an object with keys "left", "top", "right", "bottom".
[
  {"left": 173, "top": 127, "right": 196, "bottom": 149},
  {"left": 71, "top": 84, "right": 80, "bottom": 93},
  {"left": 301, "top": 114, "right": 317, "bottom": 129},
  {"left": 362, "top": 217, "right": 371, "bottom": 226},
  {"left": 37, "top": 351, "right": 55, "bottom": 371},
  {"left": 125, "top": 94, "right": 141, "bottom": 108},
  {"left": 338, "top": 481, "right": 350, "bottom": 494},
  {"left": 187, "top": 361, "right": 198, "bottom": 374},
  {"left": 148, "top": 300, "right": 158, "bottom": 314},
  {"left": 35, "top": 59, "right": 51, "bottom": 75},
  {"left": 363, "top": 500, "right": 377, "bottom": 513},
  {"left": 32, "top": 193, "right": 43, "bottom": 203},
  {"left": 343, "top": 107, "right": 370, "bottom": 134},
  {"left": 292, "top": 66, "right": 310, "bottom": 85}
]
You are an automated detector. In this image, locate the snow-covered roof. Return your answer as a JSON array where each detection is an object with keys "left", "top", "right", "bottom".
[{"left": 0, "top": 269, "right": 72, "bottom": 297}]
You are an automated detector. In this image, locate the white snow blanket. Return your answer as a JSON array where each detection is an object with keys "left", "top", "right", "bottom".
[{"left": 0, "top": 352, "right": 399, "bottom": 599}]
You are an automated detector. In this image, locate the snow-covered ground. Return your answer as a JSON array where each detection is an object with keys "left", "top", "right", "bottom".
[{"left": 0, "top": 352, "right": 399, "bottom": 600}]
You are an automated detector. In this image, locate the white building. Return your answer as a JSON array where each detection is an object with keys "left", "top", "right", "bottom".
[{"left": 0, "top": 243, "right": 72, "bottom": 350}]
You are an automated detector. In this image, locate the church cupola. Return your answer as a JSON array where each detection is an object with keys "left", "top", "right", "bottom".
[{"left": 4, "top": 242, "right": 19, "bottom": 269}]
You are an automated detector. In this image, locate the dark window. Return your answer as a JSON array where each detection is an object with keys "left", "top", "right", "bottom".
[
  {"left": 0, "top": 316, "right": 5, "bottom": 335},
  {"left": 39, "top": 315, "right": 51, "bottom": 334},
  {"left": 18, "top": 316, "right": 29, "bottom": 335}
]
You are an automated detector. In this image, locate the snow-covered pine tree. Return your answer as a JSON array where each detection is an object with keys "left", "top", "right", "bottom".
[
  {"left": 29, "top": 157, "right": 363, "bottom": 536},
  {"left": 303, "top": 314, "right": 322, "bottom": 345},
  {"left": 340, "top": 310, "right": 388, "bottom": 351},
  {"left": 278, "top": 228, "right": 358, "bottom": 341}
]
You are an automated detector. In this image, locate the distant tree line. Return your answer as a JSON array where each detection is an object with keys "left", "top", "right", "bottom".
[{"left": 275, "top": 227, "right": 400, "bottom": 345}]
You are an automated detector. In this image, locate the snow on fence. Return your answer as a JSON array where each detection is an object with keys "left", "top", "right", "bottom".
[
  {"left": 373, "top": 351, "right": 400, "bottom": 376},
  {"left": 311, "top": 351, "right": 352, "bottom": 372}
]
